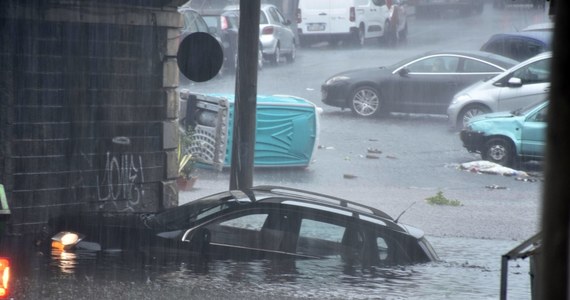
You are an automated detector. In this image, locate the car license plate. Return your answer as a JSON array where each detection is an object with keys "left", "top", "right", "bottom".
[{"left": 307, "top": 23, "right": 325, "bottom": 31}]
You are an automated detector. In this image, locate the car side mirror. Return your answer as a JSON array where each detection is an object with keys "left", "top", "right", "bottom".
[
  {"left": 398, "top": 68, "right": 409, "bottom": 77},
  {"left": 507, "top": 77, "right": 523, "bottom": 87}
]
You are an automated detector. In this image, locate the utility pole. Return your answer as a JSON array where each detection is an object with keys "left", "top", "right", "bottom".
[{"left": 229, "top": 0, "right": 260, "bottom": 190}]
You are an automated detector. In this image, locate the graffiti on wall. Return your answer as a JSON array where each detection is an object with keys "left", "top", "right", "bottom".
[{"left": 96, "top": 150, "right": 145, "bottom": 208}]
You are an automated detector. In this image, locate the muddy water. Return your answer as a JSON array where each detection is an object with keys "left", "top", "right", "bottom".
[{"left": 13, "top": 235, "right": 531, "bottom": 299}]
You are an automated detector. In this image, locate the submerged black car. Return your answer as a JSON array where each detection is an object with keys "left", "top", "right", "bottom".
[
  {"left": 45, "top": 186, "right": 438, "bottom": 266},
  {"left": 321, "top": 50, "right": 518, "bottom": 118}
]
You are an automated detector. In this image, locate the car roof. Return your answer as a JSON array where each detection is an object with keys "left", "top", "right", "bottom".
[
  {"left": 486, "top": 31, "right": 552, "bottom": 45},
  {"left": 394, "top": 50, "right": 519, "bottom": 69},
  {"left": 240, "top": 186, "right": 414, "bottom": 235},
  {"left": 224, "top": 3, "right": 276, "bottom": 11}
]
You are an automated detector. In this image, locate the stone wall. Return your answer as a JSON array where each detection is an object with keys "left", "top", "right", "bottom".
[{"left": 0, "top": 0, "right": 185, "bottom": 235}]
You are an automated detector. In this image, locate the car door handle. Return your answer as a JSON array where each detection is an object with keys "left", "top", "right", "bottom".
[{"left": 319, "top": 12, "right": 327, "bottom": 16}]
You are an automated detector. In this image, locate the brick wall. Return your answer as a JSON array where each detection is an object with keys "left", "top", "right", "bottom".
[{"left": 0, "top": 1, "right": 183, "bottom": 235}]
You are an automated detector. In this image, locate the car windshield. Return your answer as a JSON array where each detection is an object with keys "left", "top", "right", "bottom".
[
  {"left": 151, "top": 191, "right": 243, "bottom": 230},
  {"left": 511, "top": 99, "right": 548, "bottom": 116}
]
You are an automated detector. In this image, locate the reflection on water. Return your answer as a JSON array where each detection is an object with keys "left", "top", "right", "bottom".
[{"left": 30, "top": 236, "right": 530, "bottom": 299}]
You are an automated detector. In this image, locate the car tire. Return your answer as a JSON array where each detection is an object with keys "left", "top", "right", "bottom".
[
  {"left": 349, "top": 86, "right": 383, "bottom": 117},
  {"left": 483, "top": 137, "right": 514, "bottom": 166},
  {"left": 457, "top": 104, "right": 490, "bottom": 130},
  {"left": 285, "top": 43, "right": 296, "bottom": 63},
  {"left": 271, "top": 45, "right": 281, "bottom": 65}
]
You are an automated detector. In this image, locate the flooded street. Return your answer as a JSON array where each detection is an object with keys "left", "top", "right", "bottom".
[
  {"left": 13, "top": 236, "right": 531, "bottom": 299},
  {"left": 9, "top": 2, "right": 549, "bottom": 299}
]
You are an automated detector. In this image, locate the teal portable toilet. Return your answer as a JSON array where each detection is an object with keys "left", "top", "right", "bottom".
[{"left": 180, "top": 92, "right": 321, "bottom": 170}]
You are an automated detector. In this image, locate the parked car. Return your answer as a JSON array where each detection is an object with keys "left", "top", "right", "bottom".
[
  {"left": 493, "top": 0, "right": 546, "bottom": 9},
  {"left": 321, "top": 50, "right": 518, "bottom": 118},
  {"left": 46, "top": 186, "right": 439, "bottom": 266},
  {"left": 195, "top": 9, "right": 240, "bottom": 71},
  {"left": 410, "top": 0, "right": 484, "bottom": 17},
  {"left": 224, "top": 4, "right": 296, "bottom": 65},
  {"left": 178, "top": 6, "right": 210, "bottom": 37},
  {"left": 199, "top": 8, "right": 264, "bottom": 71},
  {"left": 297, "top": 0, "right": 408, "bottom": 47},
  {"left": 178, "top": 6, "right": 225, "bottom": 78},
  {"left": 460, "top": 100, "right": 547, "bottom": 166},
  {"left": 480, "top": 31, "right": 551, "bottom": 62},
  {"left": 447, "top": 51, "right": 551, "bottom": 129},
  {"left": 179, "top": 91, "right": 321, "bottom": 169}
]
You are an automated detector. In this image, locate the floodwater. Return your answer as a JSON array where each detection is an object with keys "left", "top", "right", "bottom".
[{"left": 12, "top": 236, "right": 531, "bottom": 299}]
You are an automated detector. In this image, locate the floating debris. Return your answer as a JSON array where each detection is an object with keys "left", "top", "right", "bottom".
[
  {"left": 317, "top": 145, "right": 335, "bottom": 150},
  {"left": 343, "top": 174, "right": 357, "bottom": 179},
  {"left": 515, "top": 177, "right": 539, "bottom": 182},
  {"left": 367, "top": 147, "right": 382, "bottom": 154},
  {"left": 386, "top": 155, "right": 397, "bottom": 159},
  {"left": 485, "top": 184, "right": 507, "bottom": 190},
  {"left": 366, "top": 154, "right": 380, "bottom": 159},
  {"left": 460, "top": 161, "right": 528, "bottom": 177},
  {"left": 369, "top": 139, "right": 379, "bottom": 142}
]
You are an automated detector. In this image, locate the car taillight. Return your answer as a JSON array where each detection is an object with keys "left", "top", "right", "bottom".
[
  {"left": 262, "top": 26, "right": 274, "bottom": 35},
  {"left": 221, "top": 16, "right": 228, "bottom": 31},
  {"left": 349, "top": 7, "right": 355, "bottom": 22},
  {"left": 0, "top": 258, "right": 10, "bottom": 298},
  {"left": 297, "top": 8, "right": 302, "bottom": 23}
]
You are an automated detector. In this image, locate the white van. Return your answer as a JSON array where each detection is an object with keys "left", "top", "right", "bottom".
[{"left": 297, "top": 0, "right": 407, "bottom": 47}]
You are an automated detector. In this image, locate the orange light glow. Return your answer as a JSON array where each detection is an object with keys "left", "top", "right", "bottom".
[
  {"left": 51, "top": 240, "right": 65, "bottom": 251},
  {"left": 0, "top": 258, "right": 10, "bottom": 298}
]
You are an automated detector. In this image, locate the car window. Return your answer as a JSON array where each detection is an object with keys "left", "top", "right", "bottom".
[
  {"left": 297, "top": 218, "right": 345, "bottom": 257},
  {"left": 463, "top": 58, "right": 503, "bottom": 73},
  {"left": 204, "top": 212, "right": 269, "bottom": 249},
  {"left": 182, "top": 11, "right": 208, "bottom": 33},
  {"left": 512, "top": 58, "right": 551, "bottom": 84},
  {"left": 260, "top": 10, "right": 269, "bottom": 24},
  {"left": 527, "top": 105, "right": 548, "bottom": 122},
  {"left": 268, "top": 7, "right": 281, "bottom": 25},
  {"left": 274, "top": 7, "right": 287, "bottom": 24},
  {"left": 407, "top": 56, "right": 459, "bottom": 73}
]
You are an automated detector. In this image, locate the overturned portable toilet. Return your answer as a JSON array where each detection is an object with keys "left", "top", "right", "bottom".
[
  {"left": 500, "top": 232, "right": 541, "bottom": 300},
  {"left": 179, "top": 91, "right": 321, "bottom": 170}
]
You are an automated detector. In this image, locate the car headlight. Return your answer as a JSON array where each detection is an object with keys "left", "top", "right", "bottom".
[
  {"left": 51, "top": 231, "right": 85, "bottom": 251},
  {"left": 451, "top": 94, "right": 471, "bottom": 105},
  {"left": 325, "top": 76, "right": 350, "bottom": 85}
]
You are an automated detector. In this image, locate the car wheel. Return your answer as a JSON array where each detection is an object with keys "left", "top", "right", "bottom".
[
  {"left": 483, "top": 137, "right": 514, "bottom": 166},
  {"left": 350, "top": 86, "right": 382, "bottom": 117},
  {"left": 285, "top": 43, "right": 296, "bottom": 63},
  {"left": 271, "top": 45, "right": 280, "bottom": 65},
  {"left": 457, "top": 104, "right": 490, "bottom": 130}
]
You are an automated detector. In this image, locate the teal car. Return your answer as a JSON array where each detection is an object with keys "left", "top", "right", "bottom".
[{"left": 460, "top": 100, "right": 547, "bottom": 166}]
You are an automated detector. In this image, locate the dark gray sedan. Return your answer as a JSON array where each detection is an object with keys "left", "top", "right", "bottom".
[{"left": 321, "top": 50, "right": 518, "bottom": 118}]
